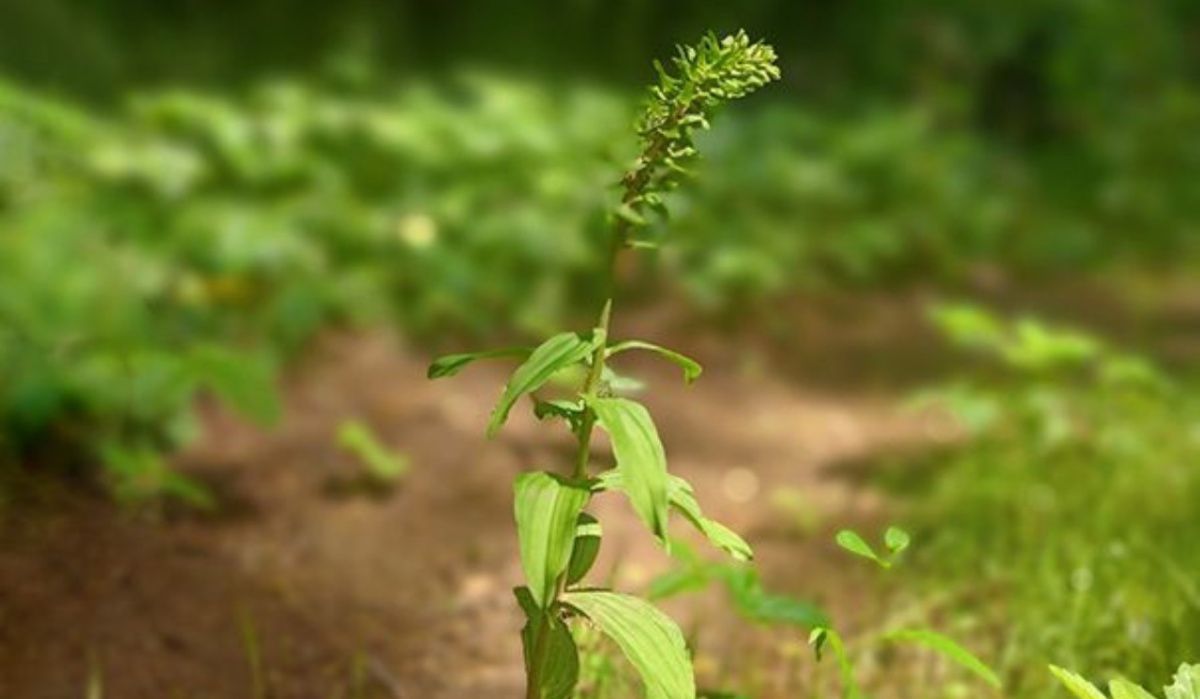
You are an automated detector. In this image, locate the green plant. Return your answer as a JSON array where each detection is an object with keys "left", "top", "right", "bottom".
[
  {"left": 885, "top": 303, "right": 1200, "bottom": 695},
  {"left": 428, "top": 31, "right": 779, "bottom": 699},
  {"left": 1050, "top": 662, "right": 1199, "bottom": 699},
  {"left": 810, "top": 526, "right": 1000, "bottom": 698}
]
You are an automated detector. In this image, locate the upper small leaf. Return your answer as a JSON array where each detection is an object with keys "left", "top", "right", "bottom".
[
  {"left": 562, "top": 590, "right": 695, "bottom": 699},
  {"left": 488, "top": 332, "right": 596, "bottom": 437},
  {"left": 427, "top": 347, "right": 530, "bottom": 379},
  {"left": 607, "top": 340, "right": 703, "bottom": 384}
]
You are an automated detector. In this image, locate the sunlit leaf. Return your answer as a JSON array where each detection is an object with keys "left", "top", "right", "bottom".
[
  {"left": 562, "top": 590, "right": 695, "bottom": 699},
  {"left": 488, "top": 332, "right": 596, "bottom": 437},
  {"left": 590, "top": 398, "right": 670, "bottom": 543},
  {"left": 514, "top": 472, "right": 591, "bottom": 607},
  {"left": 1166, "top": 664, "right": 1200, "bottom": 699},
  {"left": 835, "top": 530, "right": 882, "bottom": 565},
  {"left": 1111, "top": 679, "right": 1160, "bottom": 699},
  {"left": 885, "top": 629, "right": 999, "bottom": 689},
  {"left": 427, "top": 347, "right": 529, "bottom": 379},
  {"left": 1050, "top": 666, "right": 1108, "bottom": 699}
]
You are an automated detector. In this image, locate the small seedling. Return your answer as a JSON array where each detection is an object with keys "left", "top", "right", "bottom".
[
  {"left": 835, "top": 525, "right": 911, "bottom": 569},
  {"left": 811, "top": 528, "right": 1000, "bottom": 697},
  {"left": 336, "top": 419, "right": 410, "bottom": 485},
  {"left": 429, "top": 31, "right": 779, "bottom": 699}
]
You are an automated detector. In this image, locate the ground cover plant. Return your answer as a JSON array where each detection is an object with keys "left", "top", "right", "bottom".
[
  {"left": 883, "top": 304, "right": 1200, "bottom": 697},
  {"left": 429, "top": 31, "right": 780, "bottom": 698}
]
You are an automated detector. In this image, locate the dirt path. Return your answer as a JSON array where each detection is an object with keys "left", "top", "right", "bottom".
[{"left": 0, "top": 310, "right": 952, "bottom": 698}]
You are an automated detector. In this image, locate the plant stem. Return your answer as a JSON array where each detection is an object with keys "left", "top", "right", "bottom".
[{"left": 525, "top": 144, "right": 649, "bottom": 699}]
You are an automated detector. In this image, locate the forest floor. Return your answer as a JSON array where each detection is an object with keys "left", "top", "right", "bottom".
[{"left": 0, "top": 285, "right": 1172, "bottom": 699}]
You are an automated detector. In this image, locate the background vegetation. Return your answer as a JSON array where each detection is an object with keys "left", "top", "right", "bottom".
[{"left": 1, "top": 1, "right": 1197, "bottom": 697}]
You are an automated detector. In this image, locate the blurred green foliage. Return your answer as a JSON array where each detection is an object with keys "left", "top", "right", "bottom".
[
  {"left": 892, "top": 306, "right": 1200, "bottom": 698},
  {"left": 0, "top": 1, "right": 1197, "bottom": 524}
]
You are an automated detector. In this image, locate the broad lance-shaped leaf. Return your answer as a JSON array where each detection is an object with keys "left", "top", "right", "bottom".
[
  {"left": 884, "top": 629, "right": 1000, "bottom": 689},
  {"left": 1049, "top": 666, "right": 1107, "bottom": 699},
  {"left": 489, "top": 332, "right": 596, "bottom": 437},
  {"left": 606, "top": 340, "right": 703, "bottom": 384},
  {"left": 515, "top": 588, "right": 579, "bottom": 699},
  {"left": 562, "top": 590, "right": 695, "bottom": 699},
  {"left": 1167, "top": 664, "right": 1200, "bottom": 699},
  {"left": 566, "top": 513, "right": 602, "bottom": 585},
  {"left": 594, "top": 470, "right": 752, "bottom": 561},
  {"left": 514, "top": 472, "right": 591, "bottom": 607},
  {"left": 427, "top": 347, "right": 530, "bottom": 379},
  {"left": 590, "top": 398, "right": 670, "bottom": 543}
]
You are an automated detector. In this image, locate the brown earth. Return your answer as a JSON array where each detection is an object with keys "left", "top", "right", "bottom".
[{"left": 0, "top": 294, "right": 1003, "bottom": 699}]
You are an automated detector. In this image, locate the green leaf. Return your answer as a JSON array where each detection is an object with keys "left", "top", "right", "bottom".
[
  {"left": 562, "top": 590, "right": 695, "bottom": 699},
  {"left": 607, "top": 340, "right": 703, "bottom": 384},
  {"left": 514, "top": 472, "right": 591, "bottom": 607},
  {"left": 835, "top": 530, "right": 883, "bottom": 566},
  {"left": 488, "top": 332, "right": 596, "bottom": 437},
  {"left": 427, "top": 347, "right": 529, "bottom": 379},
  {"left": 187, "top": 345, "right": 280, "bottom": 425},
  {"left": 721, "top": 567, "right": 827, "bottom": 628},
  {"left": 884, "top": 629, "right": 1000, "bottom": 689},
  {"left": 566, "top": 513, "right": 602, "bottom": 585},
  {"left": 592, "top": 471, "right": 752, "bottom": 561},
  {"left": 1050, "top": 666, "right": 1108, "bottom": 699},
  {"left": 1111, "top": 679, "right": 1160, "bottom": 699},
  {"left": 668, "top": 475, "right": 752, "bottom": 561},
  {"left": 336, "top": 419, "right": 409, "bottom": 482},
  {"left": 590, "top": 398, "right": 671, "bottom": 543},
  {"left": 1166, "top": 664, "right": 1200, "bottom": 699},
  {"left": 884, "top": 526, "right": 911, "bottom": 554},
  {"left": 515, "top": 588, "right": 579, "bottom": 699}
]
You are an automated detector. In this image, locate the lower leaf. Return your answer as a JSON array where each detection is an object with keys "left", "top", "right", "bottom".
[{"left": 562, "top": 590, "right": 695, "bottom": 699}]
